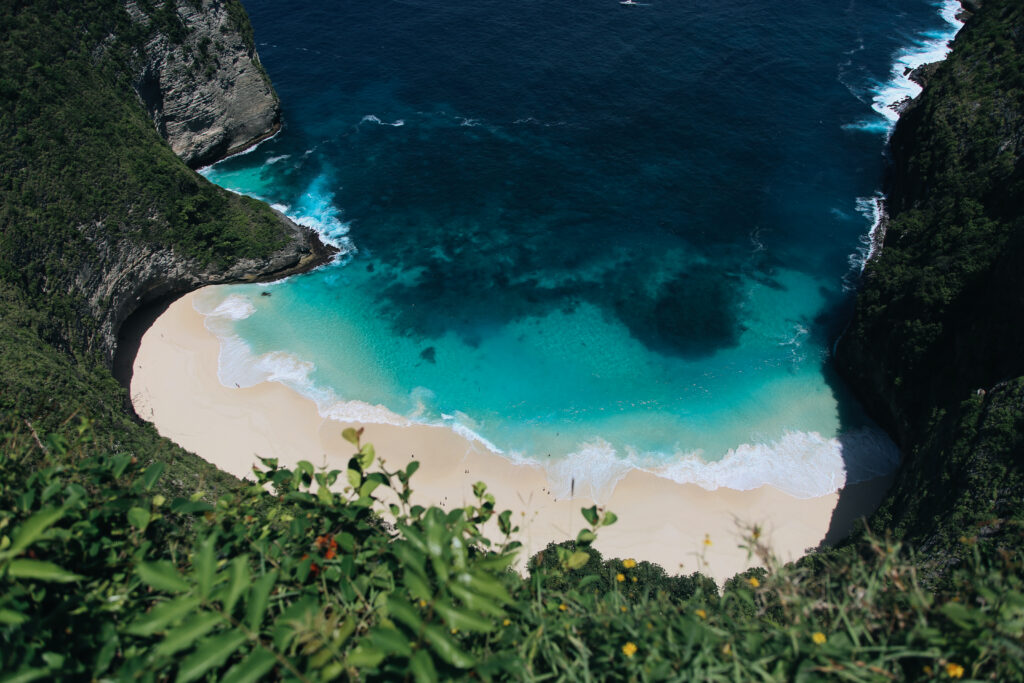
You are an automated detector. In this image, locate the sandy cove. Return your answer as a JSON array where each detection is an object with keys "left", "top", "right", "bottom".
[{"left": 129, "top": 288, "right": 894, "bottom": 584}]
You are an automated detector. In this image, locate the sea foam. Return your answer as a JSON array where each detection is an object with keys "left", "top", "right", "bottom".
[
  {"left": 845, "top": 0, "right": 964, "bottom": 133},
  {"left": 361, "top": 114, "right": 405, "bottom": 127},
  {"left": 513, "top": 428, "right": 899, "bottom": 503}
]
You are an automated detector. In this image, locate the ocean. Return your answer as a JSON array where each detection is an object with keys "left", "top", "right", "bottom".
[{"left": 196, "top": 0, "right": 963, "bottom": 501}]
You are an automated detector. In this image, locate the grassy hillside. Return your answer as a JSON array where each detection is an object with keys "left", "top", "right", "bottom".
[{"left": 0, "top": 0, "right": 291, "bottom": 358}]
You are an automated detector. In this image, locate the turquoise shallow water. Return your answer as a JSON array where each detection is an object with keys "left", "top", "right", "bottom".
[{"left": 195, "top": 0, "right": 963, "bottom": 500}]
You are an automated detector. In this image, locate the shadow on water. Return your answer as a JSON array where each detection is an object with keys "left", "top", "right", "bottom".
[{"left": 814, "top": 291, "right": 900, "bottom": 548}]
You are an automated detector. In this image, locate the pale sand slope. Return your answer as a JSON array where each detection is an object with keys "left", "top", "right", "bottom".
[{"left": 130, "top": 289, "right": 894, "bottom": 584}]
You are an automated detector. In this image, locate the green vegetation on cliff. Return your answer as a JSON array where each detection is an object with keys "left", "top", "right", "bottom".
[
  {"left": 836, "top": 0, "right": 1024, "bottom": 566},
  {"left": 0, "top": 0, "right": 290, "bottom": 357},
  {"left": 0, "top": 0, "right": 316, "bottom": 498}
]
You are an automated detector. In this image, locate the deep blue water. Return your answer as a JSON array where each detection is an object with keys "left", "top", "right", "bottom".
[{"left": 197, "top": 0, "right": 962, "bottom": 500}]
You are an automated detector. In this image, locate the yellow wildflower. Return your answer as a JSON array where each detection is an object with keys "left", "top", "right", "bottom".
[
  {"left": 695, "top": 609, "right": 707, "bottom": 620},
  {"left": 418, "top": 599, "right": 427, "bottom": 608},
  {"left": 623, "top": 558, "right": 637, "bottom": 569},
  {"left": 945, "top": 662, "right": 964, "bottom": 679},
  {"left": 812, "top": 632, "right": 827, "bottom": 645},
  {"left": 748, "top": 577, "right": 760, "bottom": 588},
  {"left": 620, "top": 606, "right": 627, "bottom": 613},
  {"left": 622, "top": 642, "right": 638, "bottom": 658},
  {"left": 558, "top": 603, "right": 568, "bottom": 612},
  {"left": 632, "top": 576, "right": 638, "bottom": 583},
  {"left": 721, "top": 642, "right": 732, "bottom": 656},
  {"left": 616, "top": 573, "right": 625, "bottom": 582},
  {"left": 703, "top": 534, "right": 712, "bottom": 547},
  {"left": 502, "top": 618, "right": 511, "bottom": 627}
]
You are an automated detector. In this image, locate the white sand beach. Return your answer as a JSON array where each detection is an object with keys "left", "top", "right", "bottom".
[{"left": 130, "top": 289, "right": 894, "bottom": 583}]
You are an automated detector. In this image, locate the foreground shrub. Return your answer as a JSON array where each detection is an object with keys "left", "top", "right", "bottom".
[{"left": 2, "top": 420, "right": 1023, "bottom": 680}]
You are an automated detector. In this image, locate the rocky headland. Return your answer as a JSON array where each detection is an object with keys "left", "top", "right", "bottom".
[
  {"left": 836, "top": 0, "right": 1023, "bottom": 565},
  {"left": 129, "top": 0, "right": 282, "bottom": 169}
]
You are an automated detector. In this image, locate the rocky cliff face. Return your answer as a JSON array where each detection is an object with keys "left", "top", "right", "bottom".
[
  {"left": 836, "top": 0, "right": 1024, "bottom": 562},
  {"left": 85, "top": 211, "right": 334, "bottom": 365},
  {"left": 129, "top": 0, "right": 281, "bottom": 169},
  {"left": 53, "top": 0, "right": 336, "bottom": 365}
]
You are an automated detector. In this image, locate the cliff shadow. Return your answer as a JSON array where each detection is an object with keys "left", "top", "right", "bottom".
[
  {"left": 112, "top": 294, "right": 178, "bottom": 420},
  {"left": 812, "top": 296, "right": 900, "bottom": 548}
]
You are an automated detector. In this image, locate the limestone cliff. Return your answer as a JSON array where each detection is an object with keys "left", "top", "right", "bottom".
[
  {"left": 129, "top": 0, "right": 281, "bottom": 169},
  {"left": 85, "top": 209, "right": 334, "bottom": 365}
]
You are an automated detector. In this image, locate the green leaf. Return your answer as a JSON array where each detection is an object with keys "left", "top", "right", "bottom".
[
  {"left": 409, "top": 650, "right": 437, "bottom": 683},
  {"left": 136, "top": 561, "right": 190, "bottom": 594},
  {"left": 423, "top": 624, "right": 474, "bottom": 669},
  {"left": 223, "top": 556, "right": 250, "bottom": 614},
  {"left": 498, "top": 510, "right": 513, "bottom": 536},
  {"left": 387, "top": 597, "right": 424, "bottom": 632},
  {"left": 359, "top": 477, "right": 381, "bottom": 498},
  {"left": 942, "top": 601, "right": 979, "bottom": 629},
  {"left": 403, "top": 570, "right": 432, "bottom": 602},
  {"left": 461, "top": 572, "right": 512, "bottom": 605},
  {"left": 391, "top": 541, "right": 427, "bottom": 578},
  {"left": 194, "top": 534, "right": 217, "bottom": 600},
  {"left": 341, "top": 427, "right": 361, "bottom": 446},
  {"left": 434, "top": 601, "right": 494, "bottom": 633},
  {"left": 127, "top": 507, "right": 150, "bottom": 532},
  {"left": 337, "top": 532, "right": 356, "bottom": 553},
  {"left": 125, "top": 596, "right": 202, "bottom": 636},
  {"left": 7, "top": 559, "right": 83, "bottom": 583},
  {"left": 368, "top": 626, "right": 413, "bottom": 657},
  {"left": 566, "top": 551, "right": 590, "bottom": 570},
  {"left": 472, "top": 482, "right": 487, "bottom": 498},
  {"left": 449, "top": 583, "right": 505, "bottom": 617},
  {"left": 346, "top": 644, "right": 386, "bottom": 669},
  {"left": 602, "top": 511, "right": 619, "bottom": 527},
  {"left": 220, "top": 648, "right": 277, "bottom": 683},
  {"left": 110, "top": 455, "right": 133, "bottom": 479},
  {"left": 5, "top": 507, "right": 64, "bottom": 558},
  {"left": 357, "top": 443, "right": 375, "bottom": 470},
  {"left": 246, "top": 570, "right": 278, "bottom": 632},
  {"left": 576, "top": 529, "right": 596, "bottom": 544},
  {"left": 405, "top": 460, "right": 421, "bottom": 478},
  {"left": 169, "top": 499, "right": 215, "bottom": 515},
  {"left": 40, "top": 653, "right": 64, "bottom": 670},
  {"left": 316, "top": 483, "right": 333, "bottom": 506},
  {"left": 581, "top": 506, "right": 599, "bottom": 527},
  {"left": 142, "top": 462, "right": 166, "bottom": 491},
  {"left": 152, "top": 612, "right": 221, "bottom": 657},
  {"left": 176, "top": 629, "right": 248, "bottom": 683},
  {"left": 346, "top": 468, "right": 362, "bottom": 490},
  {"left": 0, "top": 608, "right": 28, "bottom": 625},
  {"left": 0, "top": 668, "right": 51, "bottom": 683}
]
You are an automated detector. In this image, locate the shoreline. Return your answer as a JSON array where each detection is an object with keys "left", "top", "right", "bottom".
[{"left": 131, "top": 289, "right": 895, "bottom": 583}]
